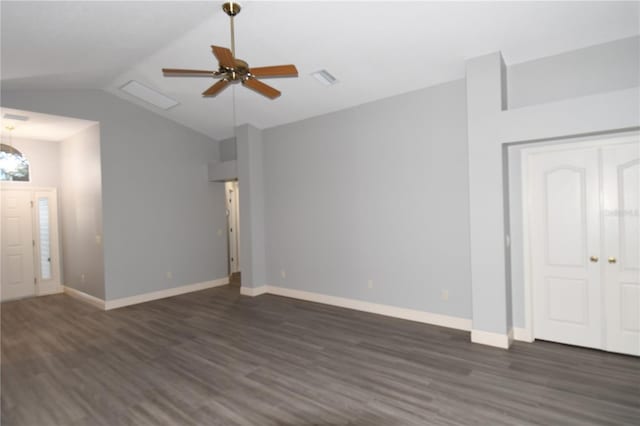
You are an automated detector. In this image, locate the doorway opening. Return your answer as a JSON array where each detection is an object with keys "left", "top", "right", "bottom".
[
  {"left": 0, "top": 107, "right": 103, "bottom": 302},
  {"left": 225, "top": 180, "right": 241, "bottom": 287}
]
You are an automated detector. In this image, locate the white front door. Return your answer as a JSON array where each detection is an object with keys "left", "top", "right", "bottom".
[
  {"left": 1, "top": 189, "right": 36, "bottom": 301},
  {"left": 529, "top": 147, "right": 603, "bottom": 349},
  {"left": 602, "top": 142, "right": 640, "bottom": 355}
]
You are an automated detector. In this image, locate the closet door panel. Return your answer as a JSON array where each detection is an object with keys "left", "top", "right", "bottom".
[
  {"left": 529, "top": 147, "right": 602, "bottom": 349},
  {"left": 603, "top": 140, "right": 640, "bottom": 356}
]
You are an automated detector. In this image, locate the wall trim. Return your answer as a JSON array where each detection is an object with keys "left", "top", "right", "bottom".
[
  {"left": 63, "top": 286, "right": 105, "bottom": 310},
  {"left": 240, "top": 285, "right": 268, "bottom": 297},
  {"left": 105, "top": 277, "right": 229, "bottom": 310},
  {"left": 64, "top": 277, "right": 229, "bottom": 310},
  {"left": 471, "top": 329, "right": 512, "bottom": 349},
  {"left": 64, "top": 279, "right": 521, "bottom": 349},
  {"left": 252, "top": 285, "right": 472, "bottom": 331},
  {"left": 38, "top": 285, "right": 63, "bottom": 296},
  {"left": 513, "top": 327, "right": 534, "bottom": 342}
]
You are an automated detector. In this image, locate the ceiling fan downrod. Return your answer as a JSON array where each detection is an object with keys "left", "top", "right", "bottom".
[{"left": 222, "top": 2, "right": 241, "bottom": 57}]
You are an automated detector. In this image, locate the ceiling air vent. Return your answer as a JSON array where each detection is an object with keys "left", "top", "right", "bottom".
[
  {"left": 3, "top": 113, "right": 29, "bottom": 121},
  {"left": 311, "top": 70, "right": 338, "bottom": 86},
  {"left": 120, "top": 80, "right": 179, "bottom": 110}
]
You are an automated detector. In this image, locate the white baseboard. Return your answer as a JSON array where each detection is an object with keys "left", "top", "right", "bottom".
[
  {"left": 513, "top": 327, "right": 534, "bottom": 342},
  {"left": 471, "top": 329, "right": 512, "bottom": 349},
  {"left": 38, "top": 284, "right": 63, "bottom": 296},
  {"left": 105, "top": 277, "right": 229, "bottom": 310},
  {"left": 262, "top": 285, "right": 472, "bottom": 331},
  {"left": 64, "top": 277, "right": 229, "bottom": 310},
  {"left": 63, "top": 286, "right": 106, "bottom": 310},
  {"left": 240, "top": 285, "right": 268, "bottom": 297},
  {"left": 64, "top": 279, "right": 517, "bottom": 349}
]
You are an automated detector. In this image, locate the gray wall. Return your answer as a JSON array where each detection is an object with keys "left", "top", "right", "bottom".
[
  {"left": 508, "top": 36, "right": 640, "bottom": 109},
  {"left": 263, "top": 79, "right": 471, "bottom": 318},
  {"left": 219, "top": 137, "right": 237, "bottom": 162},
  {"left": 260, "top": 36, "right": 638, "bottom": 328},
  {"left": 1, "top": 90, "right": 228, "bottom": 300},
  {"left": 60, "top": 124, "right": 105, "bottom": 298},
  {"left": 5, "top": 137, "right": 61, "bottom": 188}
]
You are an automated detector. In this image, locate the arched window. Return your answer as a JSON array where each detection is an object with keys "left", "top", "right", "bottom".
[{"left": 0, "top": 144, "right": 30, "bottom": 181}]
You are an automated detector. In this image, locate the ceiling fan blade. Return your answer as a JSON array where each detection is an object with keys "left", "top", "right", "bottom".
[
  {"left": 249, "top": 65, "right": 298, "bottom": 78},
  {"left": 211, "top": 45, "right": 235, "bottom": 68},
  {"left": 163, "top": 68, "right": 217, "bottom": 76},
  {"left": 202, "top": 79, "right": 230, "bottom": 97},
  {"left": 242, "top": 78, "right": 281, "bottom": 99}
]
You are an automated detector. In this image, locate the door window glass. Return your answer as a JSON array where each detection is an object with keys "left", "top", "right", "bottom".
[
  {"left": 0, "top": 144, "right": 29, "bottom": 181},
  {"left": 38, "top": 197, "right": 51, "bottom": 280}
]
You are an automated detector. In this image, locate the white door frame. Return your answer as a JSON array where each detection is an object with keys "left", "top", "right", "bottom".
[
  {"left": 520, "top": 132, "right": 639, "bottom": 342},
  {"left": 0, "top": 185, "right": 62, "bottom": 297},
  {"left": 225, "top": 180, "right": 240, "bottom": 274}
]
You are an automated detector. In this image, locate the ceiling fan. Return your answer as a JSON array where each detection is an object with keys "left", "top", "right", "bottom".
[{"left": 162, "top": 2, "right": 298, "bottom": 100}]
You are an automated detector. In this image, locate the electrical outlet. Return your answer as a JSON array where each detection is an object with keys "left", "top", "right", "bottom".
[
  {"left": 217, "top": 228, "right": 223, "bottom": 236},
  {"left": 441, "top": 289, "right": 449, "bottom": 301},
  {"left": 368, "top": 279, "right": 373, "bottom": 289},
  {"left": 80, "top": 273, "right": 86, "bottom": 283},
  {"left": 281, "top": 269, "right": 286, "bottom": 279},
  {"left": 95, "top": 235, "right": 102, "bottom": 245},
  {"left": 166, "top": 271, "right": 173, "bottom": 280}
]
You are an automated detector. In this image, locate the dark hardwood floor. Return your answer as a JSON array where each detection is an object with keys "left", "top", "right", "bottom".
[{"left": 2, "top": 285, "right": 639, "bottom": 425}]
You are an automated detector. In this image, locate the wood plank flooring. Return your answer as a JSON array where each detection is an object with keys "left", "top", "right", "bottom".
[{"left": 2, "top": 285, "right": 639, "bottom": 425}]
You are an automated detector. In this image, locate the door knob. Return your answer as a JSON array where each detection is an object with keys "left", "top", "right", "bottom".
[
  {"left": 608, "top": 257, "right": 617, "bottom": 264},
  {"left": 589, "top": 256, "right": 599, "bottom": 263}
]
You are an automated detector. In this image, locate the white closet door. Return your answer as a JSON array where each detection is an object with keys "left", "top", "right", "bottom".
[
  {"left": 602, "top": 141, "right": 640, "bottom": 356},
  {"left": 529, "top": 147, "right": 603, "bottom": 349},
  {"left": 1, "top": 190, "right": 36, "bottom": 301}
]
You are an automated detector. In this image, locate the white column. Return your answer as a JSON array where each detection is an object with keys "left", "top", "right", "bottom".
[
  {"left": 236, "top": 124, "right": 267, "bottom": 292},
  {"left": 466, "top": 52, "right": 512, "bottom": 348}
]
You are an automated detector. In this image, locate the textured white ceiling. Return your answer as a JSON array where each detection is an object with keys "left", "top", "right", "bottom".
[
  {"left": 2, "top": 1, "right": 639, "bottom": 140},
  {"left": 1, "top": 1, "right": 216, "bottom": 89},
  {"left": 1, "top": 108, "right": 97, "bottom": 142}
]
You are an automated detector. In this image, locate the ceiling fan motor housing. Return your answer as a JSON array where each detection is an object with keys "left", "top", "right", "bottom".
[{"left": 220, "top": 59, "right": 251, "bottom": 82}]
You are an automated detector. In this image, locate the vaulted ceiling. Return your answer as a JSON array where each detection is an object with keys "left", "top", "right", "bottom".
[{"left": 2, "top": 1, "right": 639, "bottom": 140}]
